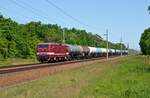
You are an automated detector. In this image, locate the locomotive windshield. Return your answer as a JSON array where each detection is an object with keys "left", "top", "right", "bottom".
[{"left": 38, "top": 44, "right": 48, "bottom": 48}]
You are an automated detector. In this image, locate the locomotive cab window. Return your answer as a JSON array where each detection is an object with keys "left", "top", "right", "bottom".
[{"left": 38, "top": 44, "right": 48, "bottom": 48}]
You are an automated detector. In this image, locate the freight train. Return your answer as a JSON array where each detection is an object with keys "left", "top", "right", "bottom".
[{"left": 36, "top": 42, "right": 128, "bottom": 63}]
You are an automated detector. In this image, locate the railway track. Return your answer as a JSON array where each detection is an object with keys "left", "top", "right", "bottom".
[
  {"left": 0, "top": 56, "right": 116, "bottom": 74},
  {"left": 0, "top": 55, "right": 126, "bottom": 88}
]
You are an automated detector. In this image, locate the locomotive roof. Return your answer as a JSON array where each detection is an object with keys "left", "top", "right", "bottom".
[{"left": 38, "top": 42, "right": 63, "bottom": 45}]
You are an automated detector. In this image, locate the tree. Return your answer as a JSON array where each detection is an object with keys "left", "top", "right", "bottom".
[
  {"left": 139, "top": 28, "right": 150, "bottom": 55},
  {"left": 139, "top": 6, "right": 150, "bottom": 55},
  {"left": 148, "top": 5, "right": 150, "bottom": 14}
]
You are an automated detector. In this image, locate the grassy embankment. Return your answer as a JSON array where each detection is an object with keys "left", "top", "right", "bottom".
[
  {"left": 0, "top": 58, "right": 38, "bottom": 67},
  {"left": 0, "top": 55, "right": 150, "bottom": 98}
]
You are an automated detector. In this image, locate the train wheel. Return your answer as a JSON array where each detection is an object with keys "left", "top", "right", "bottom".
[
  {"left": 40, "top": 60, "right": 44, "bottom": 63},
  {"left": 55, "top": 57, "right": 59, "bottom": 62}
]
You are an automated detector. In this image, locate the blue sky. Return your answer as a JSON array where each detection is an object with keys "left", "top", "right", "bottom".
[{"left": 0, "top": 0, "right": 150, "bottom": 49}]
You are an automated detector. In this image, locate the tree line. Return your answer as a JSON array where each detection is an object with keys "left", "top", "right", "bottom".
[{"left": 0, "top": 15, "right": 126, "bottom": 59}]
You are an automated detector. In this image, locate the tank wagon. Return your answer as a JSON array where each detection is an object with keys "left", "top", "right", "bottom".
[
  {"left": 36, "top": 42, "right": 128, "bottom": 63},
  {"left": 88, "top": 47, "right": 97, "bottom": 57},
  {"left": 81, "top": 46, "right": 90, "bottom": 58},
  {"left": 66, "top": 45, "right": 83, "bottom": 59}
]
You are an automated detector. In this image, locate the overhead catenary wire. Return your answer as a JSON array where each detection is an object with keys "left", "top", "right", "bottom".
[
  {"left": 8, "top": 0, "right": 58, "bottom": 23},
  {"left": 45, "top": 0, "right": 100, "bottom": 30},
  {"left": 14, "top": 0, "right": 66, "bottom": 24},
  {"left": 8, "top": 0, "right": 100, "bottom": 32},
  {"left": 0, "top": 7, "right": 30, "bottom": 22}
]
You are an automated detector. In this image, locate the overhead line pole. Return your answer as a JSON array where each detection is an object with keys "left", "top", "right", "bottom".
[
  {"left": 104, "top": 29, "right": 109, "bottom": 60},
  {"left": 62, "top": 29, "right": 65, "bottom": 43},
  {"left": 127, "top": 43, "right": 129, "bottom": 55},
  {"left": 120, "top": 35, "right": 123, "bottom": 56},
  {"left": 106, "top": 29, "right": 109, "bottom": 60}
]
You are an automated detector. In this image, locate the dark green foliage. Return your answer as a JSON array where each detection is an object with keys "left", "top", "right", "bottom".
[
  {"left": 139, "top": 28, "right": 150, "bottom": 55},
  {"left": 0, "top": 15, "right": 126, "bottom": 59},
  {"left": 148, "top": 5, "right": 150, "bottom": 14}
]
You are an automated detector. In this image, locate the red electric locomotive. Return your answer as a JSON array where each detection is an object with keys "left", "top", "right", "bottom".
[{"left": 37, "top": 43, "right": 69, "bottom": 62}]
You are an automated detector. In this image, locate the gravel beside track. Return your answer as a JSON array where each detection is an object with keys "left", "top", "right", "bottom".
[{"left": 0, "top": 57, "right": 107, "bottom": 74}]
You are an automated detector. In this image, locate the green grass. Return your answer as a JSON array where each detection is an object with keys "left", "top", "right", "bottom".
[
  {"left": 0, "top": 58, "right": 38, "bottom": 67},
  {"left": 79, "top": 56, "right": 150, "bottom": 98},
  {"left": 0, "top": 55, "right": 150, "bottom": 98}
]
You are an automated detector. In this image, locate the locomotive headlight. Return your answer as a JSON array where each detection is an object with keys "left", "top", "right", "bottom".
[{"left": 47, "top": 52, "right": 54, "bottom": 55}]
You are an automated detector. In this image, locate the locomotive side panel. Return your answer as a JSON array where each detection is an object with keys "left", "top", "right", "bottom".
[{"left": 37, "top": 43, "right": 69, "bottom": 62}]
